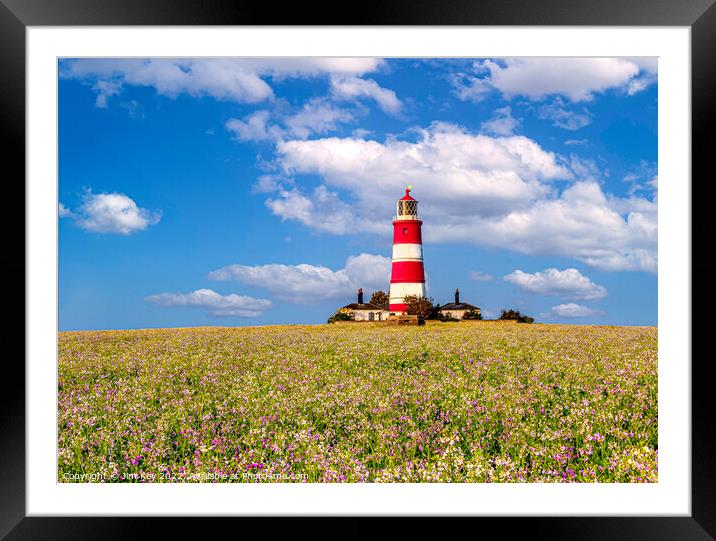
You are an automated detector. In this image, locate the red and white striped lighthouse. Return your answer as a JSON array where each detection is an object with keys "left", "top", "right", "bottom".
[{"left": 389, "top": 187, "right": 426, "bottom": 313}]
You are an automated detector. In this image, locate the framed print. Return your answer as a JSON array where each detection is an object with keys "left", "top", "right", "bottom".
[{"left": 3, "top": 0, "right": 714, "bottom": 539}]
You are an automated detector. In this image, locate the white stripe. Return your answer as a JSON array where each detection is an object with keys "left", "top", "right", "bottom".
[
  {"left": 389, "top": 282, "right": 427, "bottom": 303},
  {"left": 392, "top": 243, "right": 423, "bottom": 261}
]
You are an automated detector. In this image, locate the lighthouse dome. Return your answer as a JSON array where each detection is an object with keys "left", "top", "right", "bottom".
[{"left": 395, "top": 187, "right": 419, "bottom": 220}]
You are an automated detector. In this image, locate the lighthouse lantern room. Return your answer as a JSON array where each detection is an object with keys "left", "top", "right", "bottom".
[{"left": 388, "top": 187, "right": 427, "bottom": 314}]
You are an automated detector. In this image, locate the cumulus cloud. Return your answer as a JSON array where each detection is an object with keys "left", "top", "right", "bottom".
[
  {"left": 428, "top": 181, "right": 657, "bottom": 273},
  {"left": 60, "top": 58, "right": 385, "bottom": 107},
  {"left": 550, "top": 303, "right": 605, "bottom": 318},
  {"left": 283, "top": 100, "right": 355, "bottom": 138},
  {"left": 145, "top": 288, "right": 271, "bottom": 317},
  {"left": 449, "top": 69, "right": 492, "bottom": 103},
  {"left": 258, "top": 122, "right": 656, "bottom": 272},
  {"left": 208, "top": 253, "right": 391, "bottom": 303},
  {"left": 452, "top": 58, "right": 656, "bottom": 103},
  {"left": 470, "top": 270, "right": 494, "bottom": 282},
  {"left": 92, "top": 79, "right": 123, "bottom": 108},
  {"left": 225, "top": 100, "right": 354, "bottom": 142},
  {"left": 60, "top": 192, "right": 161, "bottom": 235},
  {"left": 252, "top": 174, "right": 294, "bottom": 194},
  {"left": 538, "top": 99, "right": 592, "bottom": 130},
  {"left": 225, "top": 110, "right": 280, "bottom": 142},
  {"left": 330, "top": 76, "right": 402, "bottom": 115},
  {"left": 504, "top": 268, "right": 607, "bottom": 300},
  {"left": 275, "top": 122, "right": 569, "bottom": 219},
  {"left": 58, "top": 202, "right": 73, "bottom": 218},
  {"left": 622, "top": 160, "right": 658, "bottom": 196},
  {"left": 481, "top": 106, "right": 520, "bottom": 136},
  {"left": 264, "top": 185, "right": 383, "bottom": 235}
]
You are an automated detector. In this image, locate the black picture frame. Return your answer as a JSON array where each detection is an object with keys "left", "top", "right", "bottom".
[{"left": 2, "top": 1, "right": 712, "bottom": 539}]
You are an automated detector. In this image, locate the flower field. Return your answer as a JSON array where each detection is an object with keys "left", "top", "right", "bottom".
[{"left": 58, "top": 321, "right": 657, "bottom": 482}]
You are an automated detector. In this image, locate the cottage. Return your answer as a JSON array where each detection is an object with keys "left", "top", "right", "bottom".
[
  {"left": 341, "top": 289, "right": 387, "bottom": 321},
  {"left": 438, "top": 289, "right": 480, "bottom": 320}
]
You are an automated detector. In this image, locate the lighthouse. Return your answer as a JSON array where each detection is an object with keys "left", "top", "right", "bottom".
[{"left": 389, "top": 187, "right": 427, "bottom": 313}]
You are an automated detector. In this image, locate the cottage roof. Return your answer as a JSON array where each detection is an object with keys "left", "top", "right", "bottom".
[
  {"left": 342, "top": 302, "right": 385, "bottom": 311},
  {"left": 439, "top": 302, "right": 479, "bottom": 311}
]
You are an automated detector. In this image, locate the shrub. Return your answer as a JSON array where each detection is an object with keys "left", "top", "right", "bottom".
[
  {"left": 463, "top": 308, "right": 483, "bottom": 320},
  {"left": 499, "top": 309, "right": 534, "bottom": 324},
  {"left": 327, "top": 310, "right": 354, "bottom": 324}
]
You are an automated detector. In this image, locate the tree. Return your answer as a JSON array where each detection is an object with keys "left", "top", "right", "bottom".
[
  {"left": 463, "top": 308, "right": 483, "bottom": 320},
  {"left": 369, "top": 290, "right": 389, "bottom": 310},
  {"left": 499, "top": 309, "right": 534, "bottom": 324},
  {"left": 403, "top": 295, "right": 434, "bottom": 318},
  {"left": 327, "top": 308, "right": 354, "bottom": 324}
]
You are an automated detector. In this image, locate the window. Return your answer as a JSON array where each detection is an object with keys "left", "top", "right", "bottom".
[
  {"left": 369, "top": 312, "right": 375, "bottom": 321},
  {"left": 398, "top": 200, "right": 418, "bottom": 216}
]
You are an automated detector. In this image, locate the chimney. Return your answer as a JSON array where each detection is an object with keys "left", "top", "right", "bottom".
[
  {"left": 455, "top": 288, "right": 460, "bottom": 304},
  {"left": 358, "top": 288, "right": 364, "bottom": 304}
]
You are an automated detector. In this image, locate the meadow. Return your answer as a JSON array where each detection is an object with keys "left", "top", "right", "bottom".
[{"left": 58, "top": 321, "right": 657, "bottom": 483}]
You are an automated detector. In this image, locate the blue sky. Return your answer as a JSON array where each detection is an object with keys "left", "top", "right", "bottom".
[{"left": 58, "top": 58, "right": 657, "bottom": 330}]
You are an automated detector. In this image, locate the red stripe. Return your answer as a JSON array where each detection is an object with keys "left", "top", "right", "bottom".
[
  {"left": 392, "top": 220, "right": 423, "bottom": 245},
  {"left": 389, "top": 303, "right": 407, "bottom": 312},
  {"left": 390, "top": 261, "right": 425, "bottom": 283}
]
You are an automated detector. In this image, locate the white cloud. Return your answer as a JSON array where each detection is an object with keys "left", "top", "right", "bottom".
[
  {"left": 263, "top": 123, "right": 656, "bottom": 273},
  {"left": 627, "top": 58, "right": 658, "bottom": 74},
  {"left": 60, "top": 58, "right": 385, "bottom": 107},
  {"left": 481, "top": 106, "right": 520, "bottom": 136},
  {"left": 565, "top": 139, "right": 589, "bottom": 146},
  {"left": 60, "top": 192, "right": 161, "bottom": 235},
  {"left": 145, "top": 288, "right": 271, "bottom": 317},
  {"left": 92, "top": 79, "right": 122, "bottom": 108},
  {"left": 226, "top": 100, "right": 355, "bottom": 142},
  {"left": 504, "top": 268, "right": 607, "bottom": 300},
  {"left": 449, "top": 71, "right": 492, "bottom": 103},
  {"left": 470, "top": 270, "right": 494, "bottom": 282},
  {"left": 453, "top": 58, "right": 656, "bottom": 103},
  {"left": 275, "top": 122, "right": 569, "bottom": 220},
  {"left": 567, "top": 155, "right": 601, "bottom": 181},
  {"left": 428, "top": 181, "right": 657, "bottom": 273},
  {"left": 538, "top": 99, "right": 592, "bottom": 130},
  {"left": 58, "top": 202, "right": 73, "bottom": 218},
  {"left": 264, "top": 185, "right": 383, "bottom": 235},
  {"left": 330, "top": 76, "right": 402, "bottom": 115},
  {"left": 550, "top": 303, "right": 605, "bottom": 318},
  {"left": 225, "top": 110, "right": 280, "bottom": 142},
  {"left": 622, "top": 161, "right": 658, "bottom": 196},
  {"left": 283, "top": 100, "right": 354, "bottom": 138},
  {"left": 252, "top": 174, "right": 293, "bottom": 194},
  {"left": 208, "top": 253, "right": 391, "bottom": 303}
]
